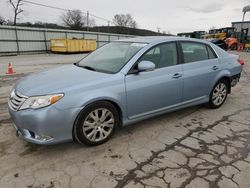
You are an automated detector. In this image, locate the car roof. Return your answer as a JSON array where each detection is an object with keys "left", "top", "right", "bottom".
[
  {"left": 118, "top": 36, "right": 230, "bottom": 58},
  {"left": 118, "top": 36, "right": 211, "bottom": 45}
]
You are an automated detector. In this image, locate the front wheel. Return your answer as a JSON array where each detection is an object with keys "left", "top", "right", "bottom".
[
  {"left": 74, "top": 101, "right": 119, "bottom": 146},
  {"left": 208, "top": 80, "right": 229, "bottom": 108}
]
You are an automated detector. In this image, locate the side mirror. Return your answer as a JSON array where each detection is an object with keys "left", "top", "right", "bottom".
[{"left": 138, "top": 61, "right": 155, "bottom": 72}]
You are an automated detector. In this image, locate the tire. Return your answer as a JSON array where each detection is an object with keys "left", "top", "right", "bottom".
[
  {"left": 74, "top": 101, "right": 119, "bottom": 146},
  {"left": 208, "top": 79, "right": 229, "bottom": 109},
  {"left": 230, "top": 43, "right": 237, "bottom": 50}
]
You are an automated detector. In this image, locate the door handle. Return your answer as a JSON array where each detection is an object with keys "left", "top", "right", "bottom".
[
  {"left": 172, "top": 73, "right": 182, "bottom": 79},
  {"left": 212, "top": 66, "right": 219, "bottom": 70}
]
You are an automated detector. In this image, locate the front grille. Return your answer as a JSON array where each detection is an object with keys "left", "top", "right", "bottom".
[{"left": 8, "top": 90, "right": 28, "bottom": 111}]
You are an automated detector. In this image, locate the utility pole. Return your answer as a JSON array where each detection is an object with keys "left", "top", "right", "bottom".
[
  {"left": 87, "top": 11, "right": 89, "bottom": 31},
  {"left": 108, "top": 21, "right": 110, "bottom": 33},
  {"left": 157, "top": 27, "right": 161, "bottom": 33}
]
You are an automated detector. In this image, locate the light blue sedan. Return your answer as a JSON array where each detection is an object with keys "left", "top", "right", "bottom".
[{"left": 8, "top": 37, "right": 243, "bottom": 146}]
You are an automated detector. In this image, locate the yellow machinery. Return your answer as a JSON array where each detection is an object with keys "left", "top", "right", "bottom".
[
  {"left": 215, "top": 32, "right": 226, "bottom": 39},
  {"left": 50, "top": 39, "right": 97, "bottom": 53},
  {"left": 245, "top": 43, "right": 250, "bottom": 51},
  {"left": 202, "top": 32, "right": 226, "bottom": 40}
]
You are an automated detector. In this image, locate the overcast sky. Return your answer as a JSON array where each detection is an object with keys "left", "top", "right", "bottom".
[{"left": 1, "top": 0, "right": 250, "bottom": 34}]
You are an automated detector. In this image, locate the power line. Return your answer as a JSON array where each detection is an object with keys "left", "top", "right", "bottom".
[
  {"left": 22, "top": 0, "right": 68, "bottom": 12},
  {"left": 21, "top": 0, "right": 163, "bottom": 33},
  {"left": 89, "top": 13, "right": 112, "bottom": 23},
  {"left": 22, "top": 0, "right": 114, "bottom": 25}
]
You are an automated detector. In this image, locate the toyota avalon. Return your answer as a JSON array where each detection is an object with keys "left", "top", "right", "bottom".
[{"left": 8, "top": 36, "right": 243, "bottom": 146}]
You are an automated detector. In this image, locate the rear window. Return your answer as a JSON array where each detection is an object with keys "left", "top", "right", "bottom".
[
  {"left": 207, "top": 46, "right": 217, "bottom": 59},
  {"left": 181, "top": 42, "right": 217, "bottom": 63}
]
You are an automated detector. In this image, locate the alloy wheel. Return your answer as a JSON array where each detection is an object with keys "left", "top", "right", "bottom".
[
  {"left": 212, "top": 83, "right": 227, "bottom": 106},
  {"left": 82, "top": 108, "right": 115, "bottom": 142}
]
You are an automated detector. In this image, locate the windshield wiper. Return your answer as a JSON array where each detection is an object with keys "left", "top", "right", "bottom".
[{"left": 79, "top": 65, "right": 96, "bottom": 71}]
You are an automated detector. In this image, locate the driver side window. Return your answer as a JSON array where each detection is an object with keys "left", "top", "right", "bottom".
[{"left": 139, "top": 43, "right": 178, "bottom": 69}]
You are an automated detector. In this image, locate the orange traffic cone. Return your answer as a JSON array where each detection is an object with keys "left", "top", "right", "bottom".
[{"left": 6, "top": 63, "right": 15, "bottom": 75}]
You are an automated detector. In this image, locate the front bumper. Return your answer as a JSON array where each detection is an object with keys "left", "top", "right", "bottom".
[{"left": 8, "top": 105, "right": 82, "bottom": 145}]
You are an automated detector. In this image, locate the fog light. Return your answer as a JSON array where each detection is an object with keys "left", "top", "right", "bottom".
[{"left": 34, "top": 134, "right": 53, "bottom": 141}]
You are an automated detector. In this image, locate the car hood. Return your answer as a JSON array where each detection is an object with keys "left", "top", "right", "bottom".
[{"left": 15, "top": 64, "right": 112, "bottom": 96}]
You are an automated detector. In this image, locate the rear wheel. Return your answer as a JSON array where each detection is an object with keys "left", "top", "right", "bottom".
[
  {"left": 74, "top": 101, "right": 119, "bottom": 146},
  {"left": 230, "top": 43, "right": 237, "bottom": 50},
  {"left": 208, "top": 79, "right": 229, "bottom": 108}
]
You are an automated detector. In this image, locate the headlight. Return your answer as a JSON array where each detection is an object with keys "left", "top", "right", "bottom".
[{"left": 19, "top": 94, "right": 64, "bottom": 110}]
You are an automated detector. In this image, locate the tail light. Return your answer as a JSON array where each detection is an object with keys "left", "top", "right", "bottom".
[{"left": 238, "top": 58, "right": 244, "bottom": 65}]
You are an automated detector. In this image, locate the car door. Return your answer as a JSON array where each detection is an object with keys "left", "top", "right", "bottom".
[
  {"left": 180, "top": 42, "right": 220, "bottom": 102},
  {"left": 125, "top": 42, "right": 183, "bottom": 119}
]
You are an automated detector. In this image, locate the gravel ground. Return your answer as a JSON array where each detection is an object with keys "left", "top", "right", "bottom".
[{"left": 0, "top": 51, "right": 250, "bottom": 188}]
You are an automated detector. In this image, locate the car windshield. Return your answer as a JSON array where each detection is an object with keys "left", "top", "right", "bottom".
[{"left": 78, "top": 42, "right": 147, "bottom": 74}]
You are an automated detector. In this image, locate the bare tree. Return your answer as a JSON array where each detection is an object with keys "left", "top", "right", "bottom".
[
  {"left": 113, "top": 14, "right": 137, "bottom": 28},
  {"left": 8, "top": 0, "right": 24, "bottom": 26},
  {"left": 0, "top": 16, "right": 6, "bottom": 25},
  {"left": 61, "top": 9, "right": 95, "bottom": 30}
]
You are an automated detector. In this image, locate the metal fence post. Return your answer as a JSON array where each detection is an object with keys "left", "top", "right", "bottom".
[
  {"left": 97, "top": 33, "right": 99, "bottom": 48},
  {"left": 14, "top": 27, "right": 20, "bottom": 54},
  {"left": 43, "top": 28, "right": 48, "bottom": 52}
]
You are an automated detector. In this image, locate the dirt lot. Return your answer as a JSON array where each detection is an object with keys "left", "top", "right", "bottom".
[{"left": 0, "top": 52, "right": 250, "bottom": 188}]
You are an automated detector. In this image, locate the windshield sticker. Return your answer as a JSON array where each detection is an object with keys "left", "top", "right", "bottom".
[{"left": 131, "top": 43, "right": 147, "bottom": 47}]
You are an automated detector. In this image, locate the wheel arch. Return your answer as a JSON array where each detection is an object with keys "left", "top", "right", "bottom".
[
  {"left": 212, "top": 68, "right": 231, "bottom": 94},
  {"left": 102, "top": 99, "right": 123, "bottom": 126},
  {"left": 72, "top": 99, "right": 124, "bottom": 143},
  {"left": 216, "top": 76, "right": 231, "bottom": 93},
  {"left": 229, "top": 42, "right": 238, "bottom": 49}
]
